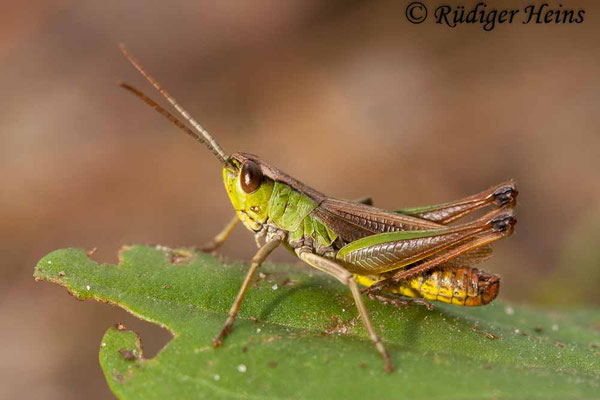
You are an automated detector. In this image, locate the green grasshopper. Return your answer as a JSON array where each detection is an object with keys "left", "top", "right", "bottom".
[{"left": 119, "top": 45, "right": 517, "bottom": 372}]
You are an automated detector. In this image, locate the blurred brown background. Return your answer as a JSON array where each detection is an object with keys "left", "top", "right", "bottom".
[{"left": 1, "top": 1, "right": 599, "bottom": 398}]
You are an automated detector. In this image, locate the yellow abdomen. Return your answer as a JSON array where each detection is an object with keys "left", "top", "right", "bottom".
[{"left": 355, "top": 267, "right": 500, "bottom": 306}]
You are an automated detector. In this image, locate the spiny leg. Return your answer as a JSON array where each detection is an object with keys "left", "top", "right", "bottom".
[
  {"left": 369, "top": 213, "right": 516, "bottom": 293},
  {"left": 366, "top": 292, "right": 434, "bottom": 311},
  {"left": 396, "top": 180, "right": 517, "bottom": 224},
  {"left": 298, "top": 251, "right": 393, "bottom": 373},
  {"left": 199, "top": 215, "right": 240, "bottom": 252},
  {"left": 213, "top": 235, "right": 283, "bottom": 347}
]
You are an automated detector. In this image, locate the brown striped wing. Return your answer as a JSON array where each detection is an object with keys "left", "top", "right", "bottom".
[
  {"left": 335, "top": 216, "right": 494, "bottom": 275},
  {"left": 312, "top": 198, "right": 443, "bottom": 244}
]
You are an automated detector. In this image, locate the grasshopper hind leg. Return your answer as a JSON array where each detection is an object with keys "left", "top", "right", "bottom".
[
  {"left": 371, "top": 209, "right": 516, "bottom": 292},
  {"left": 366, "top": 291, "right": 435, "bottom": 310},
  {"left": 396, "top": 181, "right": 517, "bottom": 225}
]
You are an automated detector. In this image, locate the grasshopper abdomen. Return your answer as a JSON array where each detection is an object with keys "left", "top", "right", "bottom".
[{"left": 357, "top": 267, "right": 500, "bottom": 307}]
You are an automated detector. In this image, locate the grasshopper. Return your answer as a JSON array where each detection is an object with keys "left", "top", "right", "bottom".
[{"left": 119, "top": 45, "right": 517, "bottom": 372}]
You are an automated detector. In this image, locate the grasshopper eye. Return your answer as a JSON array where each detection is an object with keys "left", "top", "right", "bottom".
[{"left": 240, "top": 160, "right": 263, "bottom": 194}]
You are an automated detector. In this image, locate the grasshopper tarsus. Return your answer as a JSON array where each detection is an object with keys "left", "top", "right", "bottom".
[
  {"left": 369, "top": 332, "right": 393, "bottom": 373},
  {"left": 212, "top": 336, "right": 223, "bottom": 348},
  {"left": 213, "top": 322, "right": 233, "bottom": 348},
  {"left": 383, "top": 352, "right": 393, "bottom": 373},
  {"left": 197, "top": 243, "right": 217, "bottom": 254},
  {"left": 213, "top": 318, "right": 234, "bottom": 348}
]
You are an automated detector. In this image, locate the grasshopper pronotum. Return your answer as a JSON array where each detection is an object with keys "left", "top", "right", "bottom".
[{"left": 119, "top": 45, "right": 517, "bottom": 372}]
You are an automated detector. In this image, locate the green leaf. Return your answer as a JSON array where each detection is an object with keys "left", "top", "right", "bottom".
[{"left": 34, "top": 245, "right": 600, "bottom": 400}]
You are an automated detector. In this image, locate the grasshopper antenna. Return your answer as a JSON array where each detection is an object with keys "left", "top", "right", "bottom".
[
  {"left": 118, "top": 81, "right": 228, "bottom": 161},
  {"left": 118, "top": 44, "right": 228, "bottom": 165}
]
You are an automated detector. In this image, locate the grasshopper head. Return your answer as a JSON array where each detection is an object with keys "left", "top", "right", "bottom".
[
  {"left": 223, "top": 153, "right": 274, "bottom": 231},
  {"left": 117, "top": 47, "right": 294, "bottom": 233}
]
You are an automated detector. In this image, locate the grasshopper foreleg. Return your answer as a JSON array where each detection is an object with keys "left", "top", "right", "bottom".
[
  {"left": 199, "top": 215, "right": 240, "bottom": 252},
  {"left": 298, "top": 251, "right": 393, "bottom": 373},
  {"left": 213, "top": 234, "right": 283, "bottom": 347}
]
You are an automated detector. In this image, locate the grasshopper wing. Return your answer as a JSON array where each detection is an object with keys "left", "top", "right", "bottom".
[
  {"left": 312, "top": 198, "right": 443, "bottom": 243},
  {"left": 440, "top": 244, "right": 493, "bottom": 269},
  {"left": 335, "top": 207, "right": 512, "bottom": 275}
]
